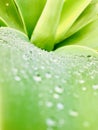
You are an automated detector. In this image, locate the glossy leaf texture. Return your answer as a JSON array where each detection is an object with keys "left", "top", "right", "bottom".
[
  {"left": 31, "top": 0, "right": 64, "bottom": 51},
  {"left": 0, "top": 0, "right": 25, "bottom": 33},
  {"left": 55, "top": 19, "right": 98, "bottom": 51},
  {"left": 55, "top": 1, "right": 98, "bottom": 50},
  {"left": 55, "top": 0, "right": 92, "bottom": 43},
  {"left": 55, "top": 1, "right": 98, "bottom": 43},
  {"left": 14, "top": 0, "right": 46, "bottom": 37},
  {"left": 0, "top": 17, "right": 7, "bottom": 27},
  {"left": 0, "top": 27, "right": 98, "bottom": 130}
]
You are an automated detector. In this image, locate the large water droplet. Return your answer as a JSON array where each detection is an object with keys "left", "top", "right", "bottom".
[
  {"left": 6, "top": 3, "right": 9, "bottom": 6},
  {"left": 57, "top": 103, "right": 64, "bottom": 110},
  {"left": 92, "top": 84, "right": 98, "bottom": 90},
  {"left": 69, "top": 110, "right": 79, "bottom": 117},
  {"left": 46, "top": 118, "right": 55, "bottom": 127},
  {"left": 54, "top": 85, "right": 64, "bottom": 94},
  {"left": 79, "top": 79, "right": 85, "bottom": 84},
  {"left": 82, "top": 87, "right": 87, "bottom": 91},
  {"left": 33, "top": 74, "right": 42, "bottom": 82},
  {"left": 14, "top": 76, "right": 21, "bottom": 81},
  {"left": 53, "top": 93, "right": 60, "bottom": 99},
  {"left": 45, "top": 72, "right": 52, "bottom": 79}
]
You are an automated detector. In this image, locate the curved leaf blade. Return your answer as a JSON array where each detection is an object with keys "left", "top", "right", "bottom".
[
  {"left": 0, "top": 0, "right": 25, "bottom": 33},
  {"left": 54, "top": 45, "right": 98, "bottom": 57},
  {"left": 55, "top": 19, "right": 98, "bottom": 50},
  {"left": 14, "top": 0, "right": 46, "bottom": 37},
  {"left": 55, "top": 0, "right": 92, "bottom": 43},
  {"left": 57, "top": 1, "right": 98, "bottom": 41},
  {"left": 31, "top": 0, "right": 64, "bottom": 51}
]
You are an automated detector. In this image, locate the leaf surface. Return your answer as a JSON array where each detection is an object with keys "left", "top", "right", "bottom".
[
  {"left": 0, "top": 27, "right": 98, "bottom": 130},
  {"left": 55, "top": 19, "right": 98, "bottom": 50},
  {"left": 14, "top": 0, "right": 46, "bottom": 37},
  {"left": 55, "top": 0, "right": 92, "bottom": 43},
  {"left": 0, "top": 0, "right": 25, "bottom": 32},
  {"left": 31, "top": 0, "right": 64, "bottom": 51}
]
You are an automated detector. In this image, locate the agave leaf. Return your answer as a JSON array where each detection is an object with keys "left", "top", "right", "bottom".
[
  {"left": 55, "top": 18, "right": 98, "bottom": 50},
  {"left": 54, "top": 45, "right": 98, "bottom": 57},
  {"left": 0, "top": 0, "right": 25, "bottom": 33},
  {"left": 31, "top": 0, "right": 64, "bottom": 51},
  {"left": 0, "top": 17, "right": 7, "bottom": 27},
  {"left": 0, "top": 27, "right": 98, "bottom": 130},
  {"left": 56, "top": 1, "right": 98, "bottom": 42},
  {"left": 55, "top": 0, "right": 92, "bottom": 44},
  {"left": 14, "top": 0, "right": 46, "bottom": 37}
]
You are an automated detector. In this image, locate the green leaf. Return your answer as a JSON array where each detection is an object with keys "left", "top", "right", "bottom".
[
  {"left": 14, "top": 0, "right": 46, "bottom": 37},
  {"left": 54, "top": 45, "right": 98, "bottom": 57},
  {"left": 55, "top": 18, "right": 98, "bottom": 50},
  {"left": 0, "top": 27, "right": 98, "bottom": 130},
  {"left": 56, "top": 1, "right": 98, "bottom": 42},
  {"left": 55, "top": 0, "right": 92, "bottom": 44},
  {"left": 0, "top": 0, "right": 25, "bottom": 33},
  {"left": 0, "top": 17, "right": 7, "bottom": 27},
  {"left": 31, "top": 0, "right": 64, "bottom": 51}
]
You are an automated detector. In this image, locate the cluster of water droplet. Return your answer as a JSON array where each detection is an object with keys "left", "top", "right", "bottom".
[{"left": 0, "top": 28, "right": 98, "bottom": 130}]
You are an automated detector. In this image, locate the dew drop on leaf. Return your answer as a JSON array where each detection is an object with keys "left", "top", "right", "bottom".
[
  {"left": 46, "top": 118, "right": 56, "bottom": 127},
  {"left": 6, "top": 3, "right": 9, "bottom": 6},
  {"left": 45, "top": 72, "right": 52, "bottom": 79},
  {"left": 79, "top": 79, "right": 85, "bottom": 84},
  {"left": 92, "top": 84, "right": 98, "bottom": 90},
  {"left": 54, "top": 85, "right": 64, "bottom": 94},
  {"left": 53, "top": 93, "right": 60, "bottom": 99},
  {"left": 82, "top": 87, "right": 87, "bottom": 91},
  {"left": 14, "top": 76, "right": 21, "bottom": 81},
  {"left": 69, "top": 110, "right": 79, "bottom": 117},
  {"left": 33, "top": 74, "right": 42, "bottom": 82},
  {"left": 57, "top": 103, "right": 64, "bottom": 110}
]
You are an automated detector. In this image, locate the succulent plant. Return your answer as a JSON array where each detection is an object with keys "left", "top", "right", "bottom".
[{"left": 0, "top": 0, "right": 98, "bottom": 130}]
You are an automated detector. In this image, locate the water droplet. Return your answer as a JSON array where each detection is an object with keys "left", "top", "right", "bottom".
[
  {"left": 46, "top": 101, "right": 53, "bottom": 108},
  {"left": 15, "top": 76, "right": 21, "bottom": 81},
  {"left": 33, "top": 67, "right": 38, "bottom": 71},
  {"left": 53, "top": 93, "right": 60, "bottom": 99},
  {"left": 57, "top": 103, "right": 64, "bottom": 110},
  {"left": 55, "top": 86, "right": 64, "bottom": 94},
  {"left": 33, "top": 74, "right": 42, "bottom": 82},
  {"left": 69, "top": 110, "right": 79, "bottom": 117},
  {"left": 40, "top": 66, "right": 45, "bottom": 70},
  {"left": 82, "top": 87, "right": 87, "bottom": 91},
  {"left": 46, "top": 118, "right": 55, "bottom": 127},
  {"left": 45, "top": 72, "right": 52, "bottom": 79},
  {"left": 92, "top": 84, "right": 98, "bottom": 90},
  {"left": 79, "top": 80, "right": 85, "bottom": 84},
  {"left": 6, "top": 3, "right": 9, "bottom": 6},
  {"left": 83, "top": 121, "right": 90, "bottom": 127},
  {"left": 22, "top": 54, "right": 28, "bottom": 61}
]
